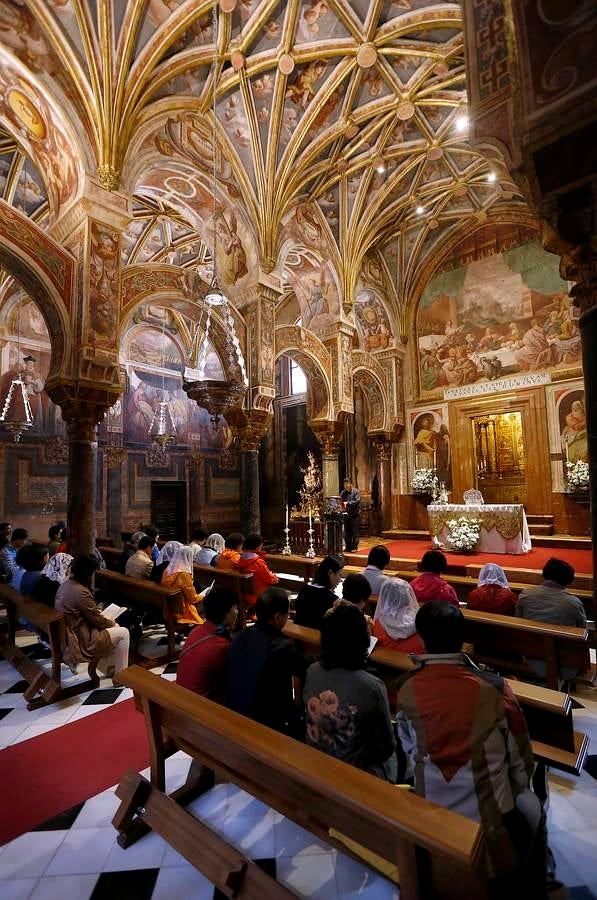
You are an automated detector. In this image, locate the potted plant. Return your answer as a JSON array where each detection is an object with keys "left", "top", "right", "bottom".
[{"left": 446, "top": 516, "right": 481, "bottom": 552}]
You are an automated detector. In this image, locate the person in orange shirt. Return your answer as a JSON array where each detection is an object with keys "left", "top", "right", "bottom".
[
  {"left": 216, "top": 533, "right": 244, "bottom": 571},
  {"left": 160, "top": 546, "right": 204, "bottom": 627},
  {"left": 238, "top": 533, "right": 279, "bottom": 602}
]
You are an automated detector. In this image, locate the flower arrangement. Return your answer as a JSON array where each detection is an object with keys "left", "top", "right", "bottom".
[
  {"left": 446, "top": 516, "right": 481, "bottom": 552},
  {"left": 411, "top": 468, "right": 437, "bottom": 494},
  {"left": 566, "top": 460, "right": 589, "bottom": 491}
]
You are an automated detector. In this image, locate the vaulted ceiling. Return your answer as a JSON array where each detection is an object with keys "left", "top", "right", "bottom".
[{"left": 0, "top": 0, "right": 528, "bottom": 310}]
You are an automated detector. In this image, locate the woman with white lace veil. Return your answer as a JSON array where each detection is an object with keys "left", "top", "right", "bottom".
[
  {"left": 468, "top": 563, "right": 516, "bottom": 616},
  {"left": 373, "top": 578, "right": 424, "bottom": 653},
  {"left": 161, "top": 546, "right": 204, "bottom": 627},
  {"left": 150, "top": 540, "right": 184, "bottom": 583},
  {"left": 195, "top": 533, "right": 225, "bottom": 567},
  {"left": 32, "top": 552, "right": 74, "bottom": 608}
]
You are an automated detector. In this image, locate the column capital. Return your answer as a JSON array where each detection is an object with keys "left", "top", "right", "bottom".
[
  {"left": 311, "top": 419, "right": 344, "bottom": 456},
  {"left": 561, "top": 244, "right": 597, "bottom": 316},
  {"left": 227, "top": 408, "right": 273, "bottom": 452},
  {"left": 103, "top": 445, "right": 127, "bottom": 468}
]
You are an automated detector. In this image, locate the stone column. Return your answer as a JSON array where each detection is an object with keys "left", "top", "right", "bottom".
[
  {"left": 104, "top": 446, "right": 125, "bottom": 546},
  {"left": 374, "top": 438, "right": 393, "bottom": 532},
  {"left": 64, "top": 414, "right": 99, "bottom": 557},
  {"left": 229, "top": 409, "right": 273, "bottom": 537},
  {"left": 561, "top": 246, "right": 597, "bottom": 581},
  {"left": 188, "top": 450, "right": 203, "bottom": 532},
  {"left": 311, "top": 421, "right": 344, "bottom": 500}
]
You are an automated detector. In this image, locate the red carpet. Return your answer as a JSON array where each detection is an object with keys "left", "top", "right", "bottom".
[
  {"left": 355, "top": 539, "right": 593, "bottom": 574},
  {"left": 0, "top": 698, "right": 149, "bottom": 845}
]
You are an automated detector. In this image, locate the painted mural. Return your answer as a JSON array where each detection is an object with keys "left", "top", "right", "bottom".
[
  {"left": 546, "top": 379, "right": 587, "bottom": 493},
  {"left": 410, "top": 405, "right": 452, "bottom": 490},
  {"left": 417, "top": 241, "right": 578, "bottom": 394}
]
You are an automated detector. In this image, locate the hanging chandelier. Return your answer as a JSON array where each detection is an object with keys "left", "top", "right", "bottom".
[
  {"left": 147, "top": 318, "right": 177, "bottom": 454},
  {"left": 0, "top": 290, "right": 34, "bottom": 443},
  {"left": 183, "top": 2, "right": 248, "bottom": 428}
]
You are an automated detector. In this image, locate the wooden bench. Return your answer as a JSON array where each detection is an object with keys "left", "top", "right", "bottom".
[
  {"left": 114, "top": 665, "right": 489, "bottom": 899},
  {"left": 283, "top": 622, "right": 589, "bottom": 792},
  {"left": 95, "top": 569, "right": 184, "bottom": 664},
  {"left": 0, "top": 585, "right": 99, "bottom": 709},
  {"left": 192, "top": 564, "right": 254, "bottom": 629},
  {"left": 98, "top": 546, "right": 125, "bottom": 571}
]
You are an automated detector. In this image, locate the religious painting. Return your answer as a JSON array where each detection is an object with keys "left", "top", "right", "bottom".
[
  {"left": 355, "top": 289, "right": 392, "bottom": 352},
  {"left": 416, "top": 241, "right": 578, "bottom": 395},
  {"left": 88, "top": 221, "right": 119, "bottom": 346},
  {"left": 546, "top": 379, "right": 587, "bottom": 492},
  {"left": 409, "top": 404, "right": 452, "bottom": 490},
  {"left": 280, "top": 243, "right": 341, "bottom": 331},
  {"left": 354, "top": 385, "right": 373, "bottom": 495}
]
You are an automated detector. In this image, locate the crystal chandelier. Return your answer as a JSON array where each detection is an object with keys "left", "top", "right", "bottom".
[
  {"left": 183, "top": 2, "right": 248, "bottom": 428},
  {"left": 0, "top": 297, "right": 34, "bottom": 442},
  {"left": 147, "top": 318, "right": 176, "bottom": 451}
]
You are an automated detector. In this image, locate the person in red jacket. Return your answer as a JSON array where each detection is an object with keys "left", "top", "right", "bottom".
[
  {"left": 410, "top": 549, "right": 459, "bottom": 608},
  {"left": 467, "top": 564, "right": 517, "bottom": 616},
  {"left": 238, "top": 533, "right": 279, "bottom": 602},
  {"left": 216, "top": 533, "right": 244, "bottom": 570},
  {"left": 176, "top": 586, "right": 239, "bottom": 702}
]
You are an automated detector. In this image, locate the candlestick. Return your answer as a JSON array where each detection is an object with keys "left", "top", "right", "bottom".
[
  {"left": 306, "top": 507, "right": 316, "bottom": 558},
  {"left": 285, "top": 504, "right": 289, "bottom": 529}
]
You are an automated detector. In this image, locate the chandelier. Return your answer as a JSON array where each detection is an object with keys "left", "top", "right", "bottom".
[
  {"left": 183, "top": 2, "right": 248, "bottom": 429},
  {"left": 0, "top": 295, "right": 34, "bottom": 442},
  {"left": 147, "top": 317, "right": 177, "bottom": 455}
]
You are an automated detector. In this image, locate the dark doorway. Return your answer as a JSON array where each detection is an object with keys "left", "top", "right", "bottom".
[{"left": 151, "top": 481, "right": 187, "bottom": 541}]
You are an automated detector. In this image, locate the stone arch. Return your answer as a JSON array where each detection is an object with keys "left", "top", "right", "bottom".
[
  {"left": 274, "top": 324, "right": 333, "bottom": 422},
  {"left": 0, "top": 200, "right": 72, "bottom": 381},
  {"left": 352, "top": 351, "right": 390, "bottom": 433}
]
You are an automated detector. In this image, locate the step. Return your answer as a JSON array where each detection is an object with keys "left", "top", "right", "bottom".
[
  {"left": 530, "top": 534, "right": 592, "bottom": 551},
  {"left": 528, "top": 524, "right": 554, "bottom": 536},
  {"left": 382, "top": 529, "right": 429, "bottom": 542},
  {"left": 526, "top": 515, "right": 554, "bottom": 525}
]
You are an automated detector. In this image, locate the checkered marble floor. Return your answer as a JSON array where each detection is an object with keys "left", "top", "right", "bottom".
[{"left": 1, "top": 634, "right": 597, "bottom": 899}]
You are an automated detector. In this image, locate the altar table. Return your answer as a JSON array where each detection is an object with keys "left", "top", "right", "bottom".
[{"left": 427, "top": 503, "right": 532, "bottom": 555}]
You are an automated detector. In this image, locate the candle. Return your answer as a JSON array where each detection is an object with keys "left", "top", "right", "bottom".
[
  {"left": 285, "top": 504, "right": 289, "bottom": 529},
  {"left": 308, "top": 507, "right": 312, "bottom": 531}
]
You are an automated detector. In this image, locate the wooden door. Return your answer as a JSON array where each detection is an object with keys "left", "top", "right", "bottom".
[{"left": 150, "top": 481, "right": 187, "bottom": 542}]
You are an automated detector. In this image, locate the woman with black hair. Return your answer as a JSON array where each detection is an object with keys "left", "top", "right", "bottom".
[
  {"left": 294, "top": 555, "right": 343, "bottom": 630},
  {"left": 303, "top": 604, "right": 397, "bottom": 780},
  {"left": 55, "top": 554, "right": 130, "bottom": 679}
]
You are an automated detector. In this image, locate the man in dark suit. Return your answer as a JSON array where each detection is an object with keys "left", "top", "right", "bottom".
[{"left": 340, "top": 477, "right": 361, "bottom": 552}]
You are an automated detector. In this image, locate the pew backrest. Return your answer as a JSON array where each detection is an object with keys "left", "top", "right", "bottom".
[{"left": 192, "top": 563, "right": 254, "bottom": 628}]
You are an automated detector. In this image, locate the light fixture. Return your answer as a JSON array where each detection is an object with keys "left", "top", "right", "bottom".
[
  {"left": 455, "top": 113, "right": 468, "bottom": 132},
  {"left": 486, "top": 171, "right": 497, "bottom": 182},
  {"left": 183, "top": 2, "right": 248, "bottom": 429},
  {"left": 0, "top": 166, "right": 34, "bottom": 443},
  {"left": 374, "top": 156, "right": 386, "bottom": 174},
  {"left": 416, "top": 204, "right": 425, "bottom": 215},
  {"left": 148, "top": 317, "right": 177, "bottom": 453}
]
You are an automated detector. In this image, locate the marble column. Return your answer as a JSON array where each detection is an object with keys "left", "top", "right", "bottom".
[
  {"left": 239, "top": 444, "right": 261, "bottom": 536},
  {"left": 188, "top": 451, "right": 203, "bottom": 532},
  {"left": 104, "top": 447, "right": 125, "bottom": 546},
  {"left": 65, "top": 415, "right": 99, "bottom": 557},
  {"left": 374, "top": 438, "right": 393, "bottom": 532},
  {"left": 321, "top": 444, "right": 340, "bottom": 499}
]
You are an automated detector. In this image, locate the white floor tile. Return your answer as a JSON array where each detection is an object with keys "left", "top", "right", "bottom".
[
  {"left": 44, "top": 827, "right": 116, "bottom": 876},
  {"left": 12, "top": 722, "right": 64, "bottom": 743},
  {"left": 224, "top": 788, "right": 271, "bottom": 819},
  {"left": 274, "top": 817, "right": 333, "bottom": 858},
  {"left": 334, "top": 852, "right": 399, "bottom": 899},
  {"left": 186, "top": 783, "right": 231, "bottom": 822},
  {"left": 549, "top": 828, "right": 597, "bottom": 889},
  {"left": 0, "top": 832, "right": 68, "bottom": 880},
  {"left": 29, "top": 874, "right": 98, "bottom": 900},
  {"left": 102, "top": 828, "right": 167, "bottom": 872},
  {"left": 220, "top": 810, "right": 277, "bottom": 859},
  {"left": 0, "top": 877, "right": 38, "bottom": 899},
  {"left": 71, "top": 789, "right": 120, "bottom": 830},
  {"left": 151, "top": 864, "right": 214, "bottom": 900},
  {"left": 277, "top": 851, "right": 339, "bottom": 899},
  {"left": 0, "top": 724, "right": 29, "bottom": 749}
]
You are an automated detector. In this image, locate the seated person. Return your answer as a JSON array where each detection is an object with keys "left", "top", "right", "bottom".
[
  {"left": 17, "top": 544, "right": 49, "bottom": 596},
  {"left": 516, "top": 557, "right": 587, "bottom": 682},
  {"left": 177, "top": 586, "right": 239, "bottom": 702},
  {"left": 468, "top": 564, "right": 516, "bottom": 616},
  {"left": 304, "top": 604, "right": 397, "bottom": 782},
  {"left": 0, "top": 521, "right": 11, "bottom": 551},
  {"left": 55, "top": 554, "right": 130, "bottom": 681},
  {"left": 333, "top": 572, "right": 374, "bottom": 633},
  {"left": 397, "top": 602, "right": 552, "bottom": 895},
  {"left": 117, "top": 531, "right": 146, "bottom": 574},
  {"left": 56, "top": 527, "right": 68, "bottom": 554},
  {"left": 216, "top": 533, "right": 244, "bottom": 570},
  {"left": 228, "top": 587, "right": 307, "bottom": 737},
  {"left": 142, "top": 524, "right": 161, "bottom": 564},
  {"left": 125, "top": 535, "right": 155, "bottom": 580},
  {"left": 32, "top": 552, "right": 73, "bottom": 607},
  {"left": 189, "top": 527, "right": 208, "bottom": 563},
  {"left": 195, "top": 532, "right": 225, "bottom": 567},
  {"left": 0, "top": 528, "right": 29, "bottom": 584},
  {"left": 160, "top": 547, "right": 204, "bottom": 627},
  {"left": 47, "top": 524, "right": 62, "bottom": 557},
  {"left": 373, "top": 578, "right": 424, "bottom": 654},
  {"left": 150, "top": 540, "right": 183, "bottom": 583},
  {"left": 361, "top": 544, "right": 391, "bottom": 596},
  {"left": 238, "top": 533, "right": 279, "bottom": 602},
  {"left": 294, "top": 555, "right": 343, "bottom": 630},
  {"left": 410, "top": 550, "right": 459, "bottom": 608}
]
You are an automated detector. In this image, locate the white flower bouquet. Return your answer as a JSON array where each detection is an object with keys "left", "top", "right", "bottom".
[
  {"left": 566, "top": 460, "right": 589, "bottom": 491},
  {"left": 446, "top": 516, "right": 480, "bottom": 552},
  {"left": 411, "top": 468, "right": 436, "bottom": 494}
]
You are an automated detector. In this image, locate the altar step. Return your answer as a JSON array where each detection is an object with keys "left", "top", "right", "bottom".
[{"left": 381, "top": 527, "right": 591, "bottom": 551}]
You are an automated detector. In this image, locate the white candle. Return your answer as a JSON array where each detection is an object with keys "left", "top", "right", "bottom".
[
  {"left": 308, "top": 507, "right": 312, "bottom": 530},
  {"left": 285, "top": 504, "right": 289, "bottom": 529}
]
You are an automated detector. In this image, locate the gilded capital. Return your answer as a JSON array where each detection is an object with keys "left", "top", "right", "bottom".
[{"left": 97, "top": 164, "right": 121, "bottom": 192}]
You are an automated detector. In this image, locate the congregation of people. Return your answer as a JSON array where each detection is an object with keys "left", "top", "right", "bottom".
[{"left": 1, "top": 516, "right": 588, "bottom": 895}]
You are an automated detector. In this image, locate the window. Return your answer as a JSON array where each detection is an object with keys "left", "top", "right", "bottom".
[{"left": 290, "top": 359, "right": 307, "bottom": 395}]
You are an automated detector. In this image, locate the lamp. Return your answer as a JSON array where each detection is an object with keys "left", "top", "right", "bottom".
[
  {"left": 183, "top": 2, "right": 248, "bottom": 428},
  {"left": 147, "top": 317, "right": 176, "bottom": 456}
]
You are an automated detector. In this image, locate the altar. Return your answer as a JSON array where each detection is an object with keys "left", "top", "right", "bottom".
[{"left": 427, "top": 503, "right": 532, "bottom": 555}]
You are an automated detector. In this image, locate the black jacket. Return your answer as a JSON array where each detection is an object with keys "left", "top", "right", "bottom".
[{"left": 294, "top": 583, "right": 336, "bottom": 630}]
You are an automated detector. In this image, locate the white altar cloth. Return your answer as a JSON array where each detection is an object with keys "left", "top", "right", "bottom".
[{"left": 428, "top": 503, "right": 532, "bottom": 555}]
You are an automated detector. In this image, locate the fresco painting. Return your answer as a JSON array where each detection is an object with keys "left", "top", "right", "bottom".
[
  {"left": 410, "top": 406, "right": 452, "bottom": 490},
  {"left": 417, "top": 241, "right": 578, "bottom": 393}
]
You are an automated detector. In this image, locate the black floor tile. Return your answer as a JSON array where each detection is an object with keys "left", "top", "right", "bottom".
[
  {"left": 90, "top": 869, "right": 159, "bottom": 900},
  {"left": 3, "top": 679, "right": 29, "bottom": 693},
  {"left": 24, "top": 644, "right": 52, "bottom": 660},
  {"left": 0, "top": 707, "right": 14, "bottom": 721},
  {"left": 32, "top": 801, "right": 86, "bottom": 831},
  {"left": 82, "top": 688, "right": 123, "bottom": 706},
  {"left": 583, "top": 755, "right": 597, "bottom": 782},
  {"left": 213, "top": 859, "right": 276, "bottom": 900}
]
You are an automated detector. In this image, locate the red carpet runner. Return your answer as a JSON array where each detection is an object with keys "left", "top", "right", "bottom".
[
  {"left": 0, "top": 698, "right": 149, "bottom": 845},
  {"left": 354, "top": 539, "right": 593, "bottom": 575}
]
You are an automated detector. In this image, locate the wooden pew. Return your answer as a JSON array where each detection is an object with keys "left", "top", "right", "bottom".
[
  {"left": 283, "top": 622, "right": 589, "bottom": 788},
  {"left": 95, "top": 570, "right": 183, "bottom": 663},
  {"left": 114, "top": 665, "right": 489, "bottom": 900},
  {"left": 192, "top": 564, "right": 254, "bottom": 629},
  {"left": 98, "top": 546, "right": 124, "bottom": 571},
  {"left": 0, "top": 585, "right": 99, "bottom": 708}
]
